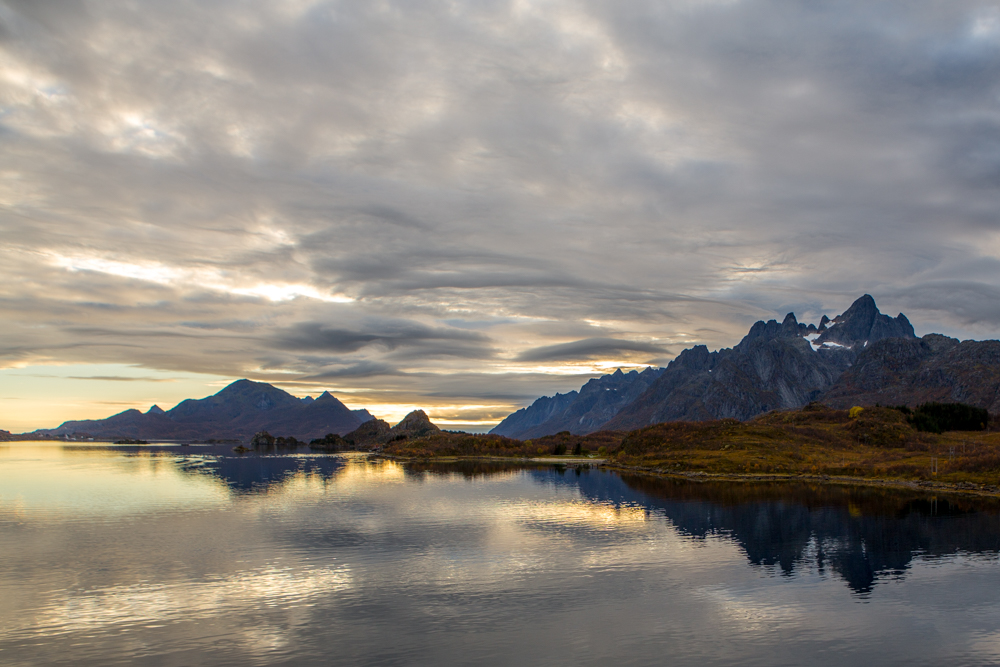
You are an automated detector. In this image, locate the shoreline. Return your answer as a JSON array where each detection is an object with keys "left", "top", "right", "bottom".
[
  {"left": 601, "top": 463, "right": 1000, "bottom": 498},
  {"left": 377, "top": 453, "right": 1000, "bottom": 499},
  {"left": 9, "top": 441, "right": 999, "bottom": 499}
]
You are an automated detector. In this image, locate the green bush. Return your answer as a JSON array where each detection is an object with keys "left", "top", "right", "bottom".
[{"left": 909, "top": 402, "right": 988, "bottom": 433}]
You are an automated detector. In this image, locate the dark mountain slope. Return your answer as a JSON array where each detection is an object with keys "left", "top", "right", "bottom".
[
  {"left": 352, "top": 409, "right": 375, "bottom": 422},
  {"left": 490, "top": 367, "right": 664, "bottom": 439},
  {"left": 343, "top": 418, "right": 392, "bottom": 447},
  {"left": 489, "top": 391, "right": 579, "bottom": 438},
  {"left": 238, "top": 390, "right": 363, "bottom": 440},
  {"left": 35, "top": 406, "right": 180, "bottom": 441},
  {"left": 166, "top": 379, "right": 302, "bottom": 423},
  {"left": 822, "top": 334, "right": 1000, "bottom": 412}
]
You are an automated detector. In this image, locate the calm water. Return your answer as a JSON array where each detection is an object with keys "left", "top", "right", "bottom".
[{"left": 2, "top": 443, "right": 1000, "bottom": 666}]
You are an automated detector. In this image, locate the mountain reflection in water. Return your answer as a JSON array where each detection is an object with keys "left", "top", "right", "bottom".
[
  {"left": 606, "top": 475, "right": 1000, "bottom": 595},
  {"left": 176, "top": 453, "right": 346, "bottom": 494},
  {"left": 179, "top": 454, "right": 1000, "bottom": 596}
]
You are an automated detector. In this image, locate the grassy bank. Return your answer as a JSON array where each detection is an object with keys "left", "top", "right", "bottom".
[
  {"left": 609, "top": 404, "right": 1000, "bottom": 487},
  {"left": 381, "top": 429, "right": 624, "bottom": 458}
]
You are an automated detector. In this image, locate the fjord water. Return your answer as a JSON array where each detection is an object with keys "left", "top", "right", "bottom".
[{"left": 2, "top": 444, "right": 1000, "bottom": 666}]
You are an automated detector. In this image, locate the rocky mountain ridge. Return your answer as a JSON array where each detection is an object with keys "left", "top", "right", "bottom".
[
  {"left": 496, "top": 295, "right": 954, "bottom": 436},
  {"left": 604, "top": 294, "right": 916, "bottom": 430}
]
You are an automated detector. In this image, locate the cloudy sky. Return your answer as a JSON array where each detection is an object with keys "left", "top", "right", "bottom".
[{"left": 2, "top": 0, "right": 1000, "bottom": 432}]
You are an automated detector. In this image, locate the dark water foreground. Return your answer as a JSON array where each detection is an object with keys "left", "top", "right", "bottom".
[{"left": 2, "top": 443, "right": 1000, "bottom": 666}]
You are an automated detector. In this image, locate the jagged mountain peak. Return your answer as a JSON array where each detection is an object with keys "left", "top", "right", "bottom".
[
  {"left": 846, "top": 293, "right": 876, "bottom": 313},
  {"left": 146, "top": 405, "right": 165, "bottom": 415},
  {"left": 817, "top": 295, "right": 914, "bottom": 347},
  {"left": 737, "top": 295, "right": 914, "bottom": 354},
  {"left": 313, "top": 390, "right": 344, "bottom": 405}
]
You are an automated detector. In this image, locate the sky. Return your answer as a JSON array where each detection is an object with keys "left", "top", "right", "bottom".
[{"left": 2, "top": 0, "right": 1000, "bottom": 433}]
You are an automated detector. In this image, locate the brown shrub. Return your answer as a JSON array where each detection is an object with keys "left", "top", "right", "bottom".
[
  {"left": 845, "top": 407, "right": 914, "bottom": 448},
  {"left": 754, "top": 403, "right": 850, "bottom": 426},
  {"left": 950, "top": 454, "right": 1000, "bottom": 474}
]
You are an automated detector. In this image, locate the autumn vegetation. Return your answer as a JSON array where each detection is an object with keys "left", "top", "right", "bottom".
[
  {"left": 380, "top": 429, "right": 624, "bottom": 458},
  {"left": 609, "top": 403, "right": 1000, "bottom": 486},
  {"left": 377, "top": 402, "right": 1000, "bottom": 489}
]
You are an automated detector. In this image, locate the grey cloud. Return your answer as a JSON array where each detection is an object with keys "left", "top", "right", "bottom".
[
  {"left": 516, "top": 338, "right": 670, "bottom": 363},
  {"left": 3, "top": 0, "right": 1000, "bottom": 428},
  {"left": 63, "top": 375, "right": 177, "bottom": 382},
  {"left": 890, "top": 281, "right": 1000, "bottom": 329},
  {"left": 296, "top": 361, "right": 403, "bottom": 380},
  {"left": 273, "top": 321, "right": 495, "bottom": 358}
]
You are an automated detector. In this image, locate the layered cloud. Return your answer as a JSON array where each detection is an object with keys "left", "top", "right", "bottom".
[
  {"left": 516, "top": 337, "right": 669, "bottom": 363},
  {"left": 2, "top": 0, "right": 999, "bottom": 429}
]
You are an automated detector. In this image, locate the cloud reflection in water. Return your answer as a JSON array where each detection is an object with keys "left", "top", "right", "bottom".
[{"left": 2, "top": 446, "right": 1000, "bottom": 665}]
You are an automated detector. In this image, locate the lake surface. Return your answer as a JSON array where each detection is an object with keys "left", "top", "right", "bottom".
[{"left": 2, "top": 442, "right": 1000, "bottom": 666}]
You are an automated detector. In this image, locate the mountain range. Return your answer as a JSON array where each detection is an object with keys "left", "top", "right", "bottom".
[
  {"left": 14, "top": 294, "right": 1000, "bottom": 443},
  {"left": 493, "top": 294, "right": 1000, "bottom": 438},
  {"left": 28, "top": 379, "right": 373, "bottom": 442}
]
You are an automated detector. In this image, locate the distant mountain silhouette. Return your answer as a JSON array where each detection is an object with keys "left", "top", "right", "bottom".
[
  {"left": 177, "top": 454, "right": 346, "bottom": 494},
  {"left": 490, "top": 367, "right": 664, "bottom": 439},
  {"left": 29, "top": 380, "right": 371, "bottom": 442}
]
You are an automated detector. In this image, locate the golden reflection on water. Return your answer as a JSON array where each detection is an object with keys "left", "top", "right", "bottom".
[
  {"left": 0, "top": 443, "right": 229, "bottom": 518},
  {"left": 506, "top": 499, "right": 648, "bottom": 528},
  {"left": 334, "top": 455, "right": 652, "bottom": 531}
]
